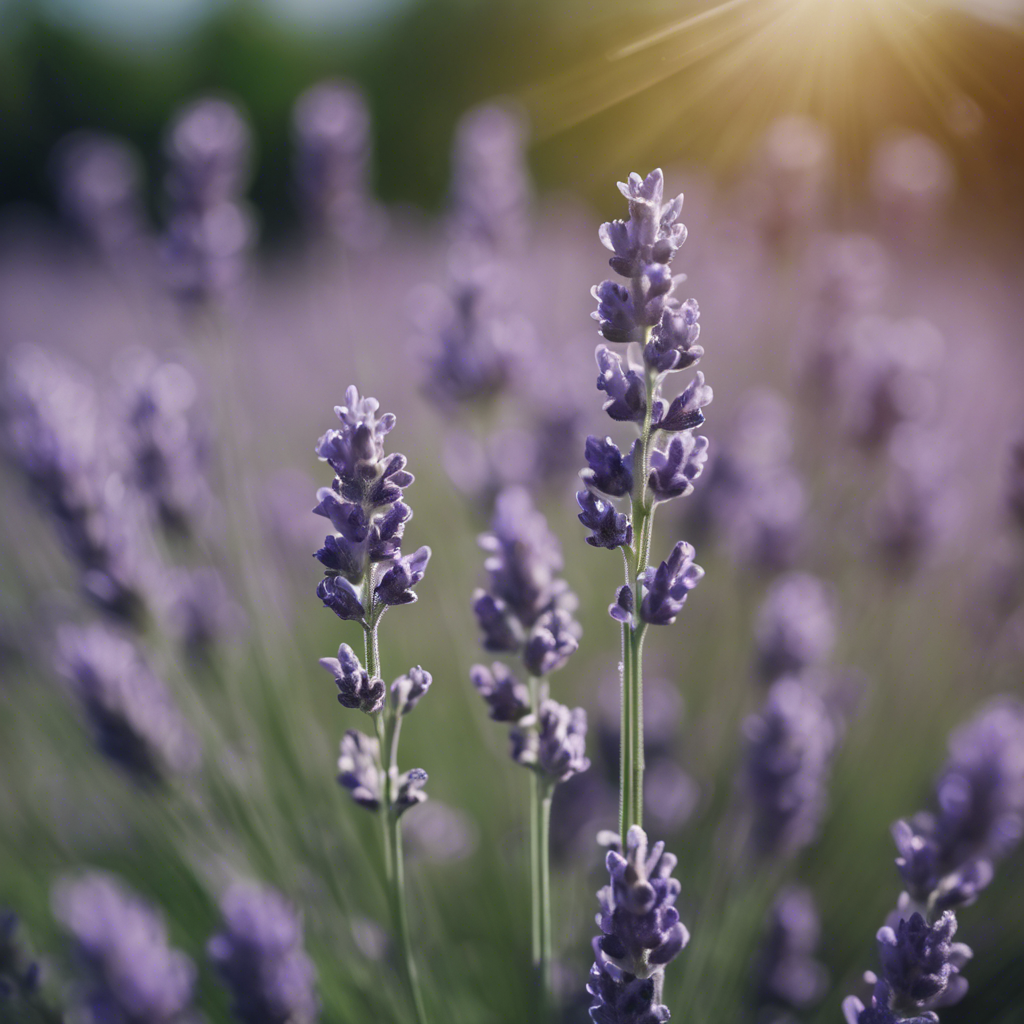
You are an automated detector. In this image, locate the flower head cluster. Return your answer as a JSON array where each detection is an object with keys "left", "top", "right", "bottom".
[
  {"left": 164, "top": 566, "right": 246, "bottom": 658},
  {"left": 845, "top": 699, "right": 1024, "bottom": 1023},
  {"left": 843, "top": 912, "right": 972, "bottom": 1024},
  {"left": 313, "top": 386, "right": 429, "bottom": 624},
  {"left": 52, "top": 130, "right": 146, "bottom": 258},
  {"left": 742, "top": 676, "right": 840, "bottom": 857},
  {"left": 3, "top": 347, "right": 146, "bottom": 622},
  {"left": 756, "top": 887, "right": 829, "bottom": 1012},
  {"left": 162, "top": 97, "right": 255, "bottom": 305},
  {"left": 891, "top": 696, "right": 1024, "bottom": 915},
  {"left": 207, "top": 882, "right": 319, "bottom": 1024},
  {"left": 53, "top": 872, "right": 197, "bottom": 1024},
  {"left": 471, "top": 488, "right": 588, "bottom": 784},
  {"left": 121, "top": 356, "right": 209, "bottom": 538},
  {"left": 578, "top": 170, "right": 711, "bottom": 627},
  {"left": 57, "top": 624, "right": 201, "bottom": 784},
  {"left": 292, "top": 79, "right": 385, "bottom": 248},
  {"left": 417, "top": 258, "right": 526, "bottom": 410},
  {"left": 510, "top": 699, "right": 591, "bottom": 784},
  {"left": 587, "top": 826, "right": 689, "bottom": 1024},
  {"left": 755, "top": 572, "right": 837, "bottom": 683}
]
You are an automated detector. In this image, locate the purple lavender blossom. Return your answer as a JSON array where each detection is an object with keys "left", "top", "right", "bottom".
[
  {"left": 391, "top": 666, "right": 432, "bottom": 715},
  {"left": 470, "top": 662, "right": 531, "bottom": 721},
  {"left": 207, "top": 882, "right": 319, "bottom": 1024},
  {"left": 511, "top": 699, "right": 591, "bottom": 784},
  {"left": 314, "top": 386, "right": 426, "bottom": 623},
  {"left": 577, "top": 489, "right": 634, "bottom": 551},
  {"left": 757, "top": 887, "right": 829, "bottom": 1011},
  {"left": 319, "top": 643, "right": 385, "bottom": 714},
  {"left": 418, "top": 257, "right": 525, "bottom": 410},
  {"left": 639, "top": 542, "right": 704, "bottom": 627},
  {"left": 52, "top": 131, "right": 146, "bottom": 258},
  {"left": 742, "top": 676, "right": 838, "bottom": 857},
  {"left": 754, "top": 572, "right": 837, "bottom": 682},
  {"left": 592, "top": 170, "right": 688, "bottom": 350},
  {"left": 121, "top": 356, "right": 209, "bottom": 538},
  {"left": 3, "top": 346, "right": 146, "bottom": 622},
  {"left": 53, "top": 872, "right": 197, "bottom": 1024},
  {"left": 689, "top": 389, "right": 805, "bottom": 572},
  {"left": 292, "top": 79, "right": 384, "bottom": 247},
  {"left": 588, "top": 826, "right": 689, "bottom": 1024},
  {"left": 57, "top": 624, "right": 201, "bottom": 784},
  {"left": 165, "top": 566, "right": 246, "bottom": 657},
  {"left": 162, "top": 97, "right": 255, "bottom": 304},
  {"left": 337, "top": 729, "right": 383, "bottom": 811},
  {"left": 450, "top": 102, "right": 531, "bottom": 253},
  {"left": 932, "top": 697, "right": 1024, "bottom": 869},
  {"left": 472, "top": 487, "right": 580, "bottom": 672}
]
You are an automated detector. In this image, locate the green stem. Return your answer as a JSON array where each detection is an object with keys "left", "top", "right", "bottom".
[
  {"left": 364, "top": 603, "right": 430, "bottom": 1024},
  {"left": 528, "top": 676, "right": 553, "bottom": 1017},
  {"left": 620, "top": 354, "right": 660, "bottom": 837}
]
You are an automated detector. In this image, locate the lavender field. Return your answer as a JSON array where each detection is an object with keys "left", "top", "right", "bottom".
[{"left": 2, "top": 2, "right": 1024, "bottom": 1022}]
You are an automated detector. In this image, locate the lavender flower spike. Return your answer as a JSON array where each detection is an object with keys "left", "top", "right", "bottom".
[
  {"left": 742, "top": 677, "right": 838, "bottom": 857},
  {"left": 319, "top": 643, "right": 385, "bottom": 714},
  {"left": 53, "top": 872, "right": 197, "bottom": 1024},
  {"left": 588, "top": 825, "right": 689, "bottom": 1024},
  {"left": 57, "top": 624, "right": 201, "bottom": 784},
  {"left": 754, "top": 572, "right": 837, "bottom": 682},
  {"left": 512, "top": 699, "right": 591, "bottom": 784},
  {"left": 208, "top": 882, "right": 319, "bottom": 1024},
  {"left": 314, "top": 386, "right": 422, "bottom": 623},
  {"left": 470, "top": 662, "right": 531, "bottom": 721},
  {"left": 639, "top": 542, "right": 704, "bottom": 626}
]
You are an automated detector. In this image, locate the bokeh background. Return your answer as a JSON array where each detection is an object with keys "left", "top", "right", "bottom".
[{"left": 2, "top": 0, "right": 1024, "bottom": 1022}]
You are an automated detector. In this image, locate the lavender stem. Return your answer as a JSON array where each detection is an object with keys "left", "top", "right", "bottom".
[
  {"left": 364, "top": 607, "right": 429, "bottom": 1024},
  {"left": 528, "top": 674, "right": 554, "bottom": 1015}
]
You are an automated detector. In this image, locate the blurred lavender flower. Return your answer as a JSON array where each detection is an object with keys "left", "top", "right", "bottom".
[
  {"left": 472, "top": 487, "right": 580, "bottom": 669},
  {"left": 121, "top": 356, "right": 209, "bottom": 538},
  {"left": 402, "top": 801, "right": 479, "bottom": 863},
  {"left": 293, "top": 79, "right": 385, "bottom": 247},
  {"left": 750, "top": 115, "right": 832, "bottom": 243},
  {"left": 53, "top": 872, "right": 197, "bottom": 1024},
  {"left": 1008, "top": 432, "right": 1024, "bottom": 532},
  {"left": 870, "top": 133, "right": 954, "bottom": 249},
  {"left": 470, "top": 662, "right": 531, "bottom": 722},
  {"left": 208, "top": 882, "right": 319, "bottom": 1024},
  {"left": 756, "top": 887, "right": 828, "bottom": 1013},
  {"left": 588, "top": 826, "right": 689, "bottom": 1024},
  {"left": 337, "top": 729, "right": 383, "bottom": 811},
  {"left": 838, "top": 317, "right": 942, "bottom": 451},
  {"left": 743, "top": 676, "right": 839, "bottom": 858},
  {"left": 450, "top": 102, "right": 531, "bottom": 253},
  {"left": 162, "top": 97, "right": 255, "bottom": 305},
  {"left": 755, "top": 573, "right": 837, "bottom": 683},
  {"left": 802, "top": 233, "right": 889, "bottom": 400},
  {"left": 417, "top": 257, "right": 525, "bottom": 410},
  {"left": 689, "top": 389, "right": 805, "bottom": 572},
  {"left": 873, "top": 425, "right": 961, "bottom": 574},
  {"left": 165, "top": 566, "right": 246, "bottom": 658},
  {"left": 511, "top": 699, "right": 591, "bottom": 784},
  {"left": 52, "top": 130, "right": 147, "bottom": 258},
  {"left": 57, "top": 624, "right": 201, "bottom": 784},
  {"left": 0, "top": 912, "right": 43, "bottom": 1004},
  {"left": 313, "top": 386, "right": 426, "bottom": 624},
  {"left": 3, "top": 346, "right": 147, "bottom": 622}
]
